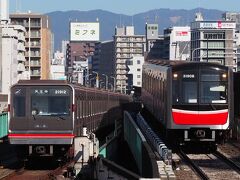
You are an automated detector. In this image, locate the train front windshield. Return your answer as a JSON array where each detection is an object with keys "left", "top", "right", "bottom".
[
  {"left": 30, "top": 88, "right": 71, "bottom": 116},
  {"left": 12, "top": 86, "right": 72, "bottom": 118},
  {"left": 172, "top": 67, "right": 228, "bottom": 105}
]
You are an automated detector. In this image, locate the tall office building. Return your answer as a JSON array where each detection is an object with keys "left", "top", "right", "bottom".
[
  {"left": 10, "top": 13, "right": 52, "bottom": 79},
  {"left": 92, "top": 41, "right": 115, "bottom": 76},
  {"left": 114, "top": 26, "right": 146, "bottom": 93},
  {"left": 191, "top": 15, "right": 237, "bottom": 71}
]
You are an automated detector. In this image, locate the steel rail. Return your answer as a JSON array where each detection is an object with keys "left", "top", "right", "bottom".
[
  {"left": 214, "top": 151, "right": 240, "bottom": 174},
  {"left": 178, "top": 149, "right": 209, "bottom": 180}
]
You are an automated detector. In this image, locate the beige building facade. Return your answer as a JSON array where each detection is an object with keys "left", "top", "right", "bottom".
[{"left": 10, "top": 13, "right": 52, "bottom": 79}]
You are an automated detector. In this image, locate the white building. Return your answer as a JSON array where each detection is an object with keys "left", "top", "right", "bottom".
[
  {"left": 191, "top": 19, "right": 237, "bottom": 71},
  {"left": 1, "top": 24, "right": 27, "bottom": 94},
  {"left": 163, "top": 26, "right": 191, "bottom": 60},
  {"left": 0, "top": 0, "right": 27, "bottom": 94},
  {"left": 50, "top": 51, "right": 66, "bottom": 80},
  {"left": 127, "top": 56, "right": 144, "bottom": 88},
  {"left": 73, "top": 57, "right": 89, "bottom": 85}
]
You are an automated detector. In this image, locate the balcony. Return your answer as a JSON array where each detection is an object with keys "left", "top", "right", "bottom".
[
  {"left": 116, "top": 60, "right": 126, "bottom": 64},
  {"left": 17, "top": 63, "right": 26, "bottom": 72},
  {"left": 25, "top": 33, "right": 41, "bottom": 38},
  {"left": 116, "top": 70, "right": 127, "bottom": 74},
  {"left": 18, "top": 34, "right": 26, "bottom": 42},
  {"left": 25, "top": 51, "right": 40, "bottom": 57},
  {"left": 116, "top": 55, "right": 132, "bottom": 59},
  {"left": 17, "top": 43, "right": 26, "bottom": 52},
  {"left": 17, "top": 54, "right": 25, "bottom": 62},
  {"left": 25, "top": 23, "right": 41, "bottom": 28},
  {"left": 30, "top": 61, "right": 41, "bottom": 67},
  {"left": 31, "top": 70, "right": 41, "bottom": 76}
]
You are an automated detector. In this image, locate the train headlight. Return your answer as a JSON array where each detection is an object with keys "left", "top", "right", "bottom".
[
  {"left": 222, "top": 73, "right": 227, "bottom": 79},
  {"left": 173, "top": 73, "right": 178, "bottom": 79}
]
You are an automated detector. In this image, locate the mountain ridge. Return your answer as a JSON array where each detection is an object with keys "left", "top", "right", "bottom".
[{"left": 46, "top": 8, "right": 225, "bottom": 50}]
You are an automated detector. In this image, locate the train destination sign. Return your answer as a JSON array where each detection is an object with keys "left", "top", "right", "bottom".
[{"left": 31, "top": 89, "right": 70, "bottom": 96}]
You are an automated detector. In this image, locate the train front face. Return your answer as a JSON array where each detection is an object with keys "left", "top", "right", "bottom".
[
  {"left": 9, "top": 84, "right": 74, "bottom": 157},
  {"left": 171, "top": 63, "right": 231, "bottom": 143}
]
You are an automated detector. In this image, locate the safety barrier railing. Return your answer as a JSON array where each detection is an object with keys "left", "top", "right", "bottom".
[{"left": 136, "top": 113, "right": 172, "bottom": 165}]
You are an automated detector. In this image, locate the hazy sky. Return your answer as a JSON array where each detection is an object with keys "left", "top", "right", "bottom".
[{"left": 9, "top": 0, "right": 240, "bottom": 15}]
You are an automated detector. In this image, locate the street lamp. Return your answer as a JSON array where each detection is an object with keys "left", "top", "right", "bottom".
[
  {"left": 92, "top": 71, "right": 99, "bottom": 88},
  {"left": 110, "top": 76, "right": 116, "bottom": 92},
  {"left": 90, "top": 77, "right": 96, "bottom": 87},
  {"left": 84, "top": 73, "right": 92, "bottom": 87},
  {"left": 102, "top": 74, "right": 108, "bottom": 90},
  {"left": 191, "top": 47, "right": 202, "bottom": 61},
  {"left": 108, "top": 83, "right": 114, "bottom": 91},
  {"left": 99, "top": 81, "right": 105, "bottom": 89}
]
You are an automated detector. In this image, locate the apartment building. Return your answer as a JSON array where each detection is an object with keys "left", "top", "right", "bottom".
[
  {"left": 0, "top": 24, "right": 28, "bottom": 94},
  {"left": 114, "top": 26, "right": 146, "bottom": 93},
  {"left": 10, "top": 13, "right": 52, "bottom": 79}
]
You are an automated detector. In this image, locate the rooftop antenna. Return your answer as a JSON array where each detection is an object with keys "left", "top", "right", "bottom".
[
  {"left": 131, "top": 16, "right": 134, "bottom": 26},
  {"left": 15, "top": 0, "right": 21, "bottom": 13},
  {"left": 144, "top": 16, "right": 149, "bottom": 24},
  {"left": 119, "top": 15, "right": 122, "bottom": 27},
  {"left": 198, "top": 0, "right": 201, "bottom": 14},
  {"left": 1, "top": 0, "right": 9, "bottom": 24},
  {"left": 154, "top": 14, "right": 159, "bottom": 24}
]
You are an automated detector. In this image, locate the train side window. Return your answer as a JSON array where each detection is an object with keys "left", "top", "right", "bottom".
[
  {"left": 13, "top": 96, "right": 26, "bottom": 117},
  {"left": 82, "top": 100, "right": 86, "bottom": 118},
  {"left": 81, "top": 100, "right": 83, "bottom": 118},
  {"left": 13, "top": 88, "right": 26, "bottom": 117}
]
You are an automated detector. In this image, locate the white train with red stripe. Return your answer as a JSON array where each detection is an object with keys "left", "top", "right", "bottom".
[{"left": 141, "top": 60, "right": 233, "bottom": 145}]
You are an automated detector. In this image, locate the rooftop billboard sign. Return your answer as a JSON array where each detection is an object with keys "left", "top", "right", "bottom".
[{"left": 70, "top": 22, "right": 100, "bottom": 42}]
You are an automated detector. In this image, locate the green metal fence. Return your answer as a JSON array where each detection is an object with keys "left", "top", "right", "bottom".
[
  {"left": 124, "top": 111, "right": 146, "bottom": 175},
  {"left": 0, "top": 113, "right": 8, "bottom": 139}
]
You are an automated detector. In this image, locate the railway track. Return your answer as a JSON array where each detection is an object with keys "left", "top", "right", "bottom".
[
  {"left": 177, "top": 149, "right": 240, "bottom": 180},
  {"left": 177, "top": 150, "right": 209, "bottom": 180},
  {"left": 213, "top": 151, "right": 240, "bottom": 174},
  {"left": 0, "top": 160, "right": 74, "bottom": 180}
]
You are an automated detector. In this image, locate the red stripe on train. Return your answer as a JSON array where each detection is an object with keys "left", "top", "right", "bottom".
[
  {"left": 8, "top": 134, "right": 75, "bottom": 139},
  {"left": 172, "top": 109, "right": 228, "bottom": 125}
]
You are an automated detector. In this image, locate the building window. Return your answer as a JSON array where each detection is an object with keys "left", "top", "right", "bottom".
[
  {"left": 127, "top": 60, "right": 133, "bottom": 65},
  {"left": 204, "top": 33, "right": 225, "bottom": 40},
  {"left": 137, "top": 82, "right": 141, "bottom": 85},
  {"left": 137, "top": 68, "right": 141, "bottom": 71},
  {"left": 137, "top": 60, "right": 141, "bottom": 64},
  {"left": 137, "top": 75, "right": 141, "bottom": 78}
]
